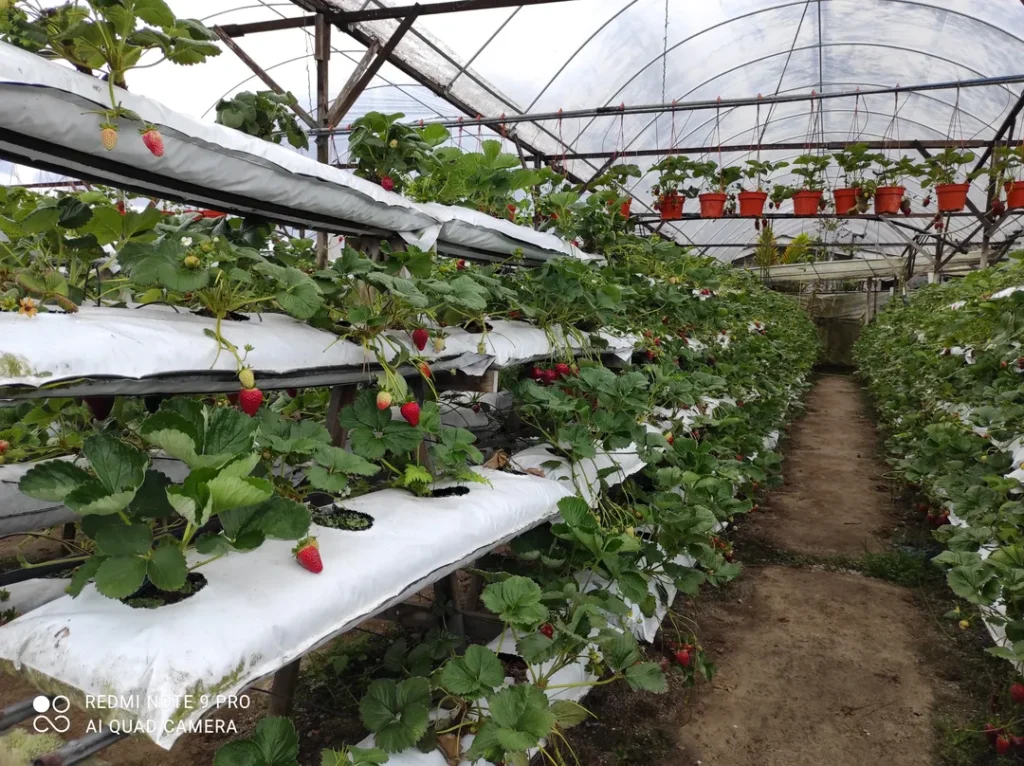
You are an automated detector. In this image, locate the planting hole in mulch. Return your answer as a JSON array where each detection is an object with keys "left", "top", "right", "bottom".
[
  {"left": 460, "top": 319, "right": 493, "bottom": 333},
  {"left": 498, "top": 653, "right": 528, "bottom": 684},
  {"left": 429, "top": 486, "right": 471, "bottom": 498},
  {"left": 311, "top": 507, "right": 374, "bottom": 531},
  {"left": 305, "top": 491, "right": 335, "bottom": 508},
  {"left": 123, "top": 572, "right": 207, "bottom": 609},
  {"left": 193, "top": 308, "right": 249, "bottom": 321}
]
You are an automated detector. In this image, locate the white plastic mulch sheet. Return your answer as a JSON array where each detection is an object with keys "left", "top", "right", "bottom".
[
  {"left": 510, "top": 437, "right": 648, "bottom": 507},
  {"left": 0, "top": 304, "right": 474, "bottom": 393},
  {"left": 438, "top": 392, "right": 512, "bottom": 431},
  {"left": 443, "top": 321, "right": 635, "bottom": 369},
  {"left": 0, "top": 468, "right": 574, "bottom": 748},
  {"left": 0, "top": 455, "right": 187, "bottom": 536},
  {"left": 0, "top": 42, "right": 595, "bottom": 265}
]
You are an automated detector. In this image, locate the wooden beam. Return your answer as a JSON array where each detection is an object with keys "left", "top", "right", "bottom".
[
  {"left": 218, "top": 15, "right": 315, "bottom": 37},
  {"left": 320, "top": 13, "right": 418, "bottom": 132},
  {"left": 212, "top": 26, "right": 317, "bottom": 129},
  {"left": 326, "top": 43, "right": 380, "bottom": 129}
]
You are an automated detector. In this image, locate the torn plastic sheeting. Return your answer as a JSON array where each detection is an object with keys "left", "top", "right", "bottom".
[
  {"left": 510, "top": 438, "right": 648, "bottom": 507},
  {"left": 0, "top": 455, "right": 188, "bottom": 536},
  {"left": 0, "top": 466, "right": 578, "bottom": 749},
  {"left": 414, "top": 201, "right": 600, "bottom": 263}
]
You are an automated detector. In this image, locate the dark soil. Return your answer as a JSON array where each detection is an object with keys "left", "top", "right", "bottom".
[
  {"left": 559, "top": 372, "right": 1008, "bottom": 766},
  {"left": 124, "top": 571, "right": 207, "bottom": 609},
  {"left": 430, "top": 486, "right": 470, "bottom": 498}
]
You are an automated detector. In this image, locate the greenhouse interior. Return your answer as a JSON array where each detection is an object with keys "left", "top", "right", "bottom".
[{"left": 1, "top": 1, "right": 1024, "bottom": 764}]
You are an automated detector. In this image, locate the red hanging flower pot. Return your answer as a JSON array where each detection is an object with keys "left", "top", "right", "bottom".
[
  {"left": 737, "top": 190, "right": 768, "bottom": 217},
  {"left": 658, "top": 192, "right": 684, "bottom": 220},
  {"left": 833, "top": 188, "right": 860, "bottom": 215},
  {"left": 1005, "top": 181, "right": 1024, "bottom": 210},
  {"left": 698, "top": 192, "right": 728, "bottom": 218},
  {"left": 873, "top": 186, "right": 905, "bottom": 215},
  {"left": 935, "top": 183, "right": 970, "bottom": 212},
  {"left": 792, "top": 190, "right": 823, "bottom": 216}
]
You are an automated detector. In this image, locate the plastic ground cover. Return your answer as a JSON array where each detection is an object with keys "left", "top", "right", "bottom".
[
  {"left": 0, "top": 42, "right": 596, "bottom": 265},
  {"left": 0, "top": 435, "right": 649, "bottom": 749}
]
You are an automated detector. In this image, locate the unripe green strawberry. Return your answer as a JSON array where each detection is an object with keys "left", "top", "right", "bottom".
[
  {"left": 238, "top": 368, "right": 255, "bottom": 389},
  {"left": 184, "top": 255, "right": 201, "bottom": 269}
]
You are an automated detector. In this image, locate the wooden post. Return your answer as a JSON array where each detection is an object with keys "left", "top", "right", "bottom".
[
  {"left": 315, "top": 13, "right": 331, "bottom": 269},
  {"left": 864, "top": 278, "right": 873, "bottom": 325},
  {"left": 326, "top": 384, "right": 358, "bottom": 447},
  {"left": 268, "top": 659, "right": 301, "bottom": 716}
]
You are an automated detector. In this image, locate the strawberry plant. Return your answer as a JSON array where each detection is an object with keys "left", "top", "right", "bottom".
[
  {"left": 348, "top": 111, "right": 450, "bottom": 192},
  {"left": 215, "top": 90, "right": 309, "bottom": 150},
  {"left": 790, "top": 153, "right": 831, "bottom": 191},
  {"left": 17, "top": 400, "right": 310, "bottom": 601}
]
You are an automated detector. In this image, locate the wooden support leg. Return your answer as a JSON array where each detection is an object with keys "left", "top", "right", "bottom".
[
  {"left": 433, "top": 572, "right": 466, "bottom": 641},
  {"left": 268, "top": 659, "right": 301, "bottom": 716},
  {"left": 326, "top": 383, "right": 358, "bottom": 447},
  {"left": 61, "top": 522, "right": 77, "bottom": 555}
]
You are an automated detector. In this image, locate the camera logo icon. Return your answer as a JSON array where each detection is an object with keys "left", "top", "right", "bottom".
[{"left": 32, "top": 695, "right": 71, "bottom": 733}]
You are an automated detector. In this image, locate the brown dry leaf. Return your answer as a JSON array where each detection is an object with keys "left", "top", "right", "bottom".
[
  {"left": 525, "top": 467, "right": 546, "bottom": 477},
  {"left": 437, "top": 733, "right": 462, "bottom": 765},
  {"left": 483, "top": 450, "right": 509, "bottom": 469}
]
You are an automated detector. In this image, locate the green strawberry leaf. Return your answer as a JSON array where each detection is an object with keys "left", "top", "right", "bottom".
[
  {"left": 18, "top": 460, "right": 92, "bottom": 502},
  {"left": 94, "top": 555, "right": 147, "bottom": 599},
  {"left": 256, "top": 496, "right": 311, "bottom": 540},
  {"left": 624, "top": 662, "right": 668, "bottom": 693},
  {"left": 440, "top": 645, "right": 504, "bottom": 699},
  {"left": 549, "top": 699, "right": 591, "bottom": 728},
  {"left": 83, "top": 434, "right": 149, "bottom": 493},
  {"left": 481, "top": 576, "right": 548, "bottom": 630},
  {"left": 207, "top": 475, "right": 273, "bottom": 514},
  {"left": 67, "top": 556, "right": 104, "bottom": 597},
  {"left": 94, "top": 523, "right": 153, "bottom": 557},
  {"left": 359, "top": 678, "right": 431, "bottom": 753},
  {"left": 64, "top": 481, "right": 138, "bottom": 516},
  {"left": 147, "top": 544, "right": 188, "bottom": 591}
]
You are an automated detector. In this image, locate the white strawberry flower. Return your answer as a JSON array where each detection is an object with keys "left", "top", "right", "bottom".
[{"left": 180, "top": 237, "right": 192, "bottom": 247}]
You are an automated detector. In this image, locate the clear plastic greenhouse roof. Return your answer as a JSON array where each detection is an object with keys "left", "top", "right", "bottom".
[{"left": 7, "top": 0, "right": 1024, "bottom": 261}]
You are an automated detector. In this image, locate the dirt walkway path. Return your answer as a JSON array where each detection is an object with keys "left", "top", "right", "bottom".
[{"left": 672, "top": 373, "right": 937, "bottom": 766}]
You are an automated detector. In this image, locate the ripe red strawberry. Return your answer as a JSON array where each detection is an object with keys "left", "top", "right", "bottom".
[
  {"left": 83, "top": 396, "right": 114, "bottom": 421},
  {"left": 1011, "top": 682, "right": 1024, "bottom": 704},
  {"left": 376, "top": 391, "right": 393, "bottom": 410},
  {"left": 653, "top": 337, "right": 661, "bottom": 346},
  {"left": 530, "top": 366, "right": 544, "bottom": 381},
  {"left": 509, "top": 309, "right": 521, "bottom": 319},
  {"left": 411, "top": 328, "right": 429, "bottom": 351},
  {"left": 936, "top": 513, "right": 950, "bottom": 527},
  {"left": 100, "top": 125, "right": 118, "bottom": 151},
  {"left": 923, "top": 195, "right": 932, "bottom": 207},
  {"left": 675, "top": 649, "right": 691, "bottom": 667},
  {"left": 751, "top": 504, "right": 760, "bottom": 512},
  {"left": 997, "top": 736, "right": 1011, "bottom": 755},
  {"left": 735, "top": 454, "right": 744, "bottom": 462},
  {"left": 287, "top": 388, "right": 298, "bottom": 398},
  {"left": 380, "top": 175, "right": 395, "bottom": 192},
  {"left": 471, "top": 403, "right": 481, "bottom": 413},
  {"left": 400, "top": 401, "right": 421, "bottom": 426},
  {"left": 418, "top": 362, "right": 432, "bottom": 379},
  {"left": 554, "top": 363, "right": 571, "bottom": 378},
  {"left": 456, "top": 259, "right": 466, "bottom": 271},
  {"left": 984, "top": 723, "right": 1001, "bottom": 744},
  {"left": 238, "top": 387, "right": 263, "bottom": 416},
  {"left": 542, "top": 368, "right": 558, "bottom": 384},
  {"left": 659, "top": 657, "right": 670, "bottom": 672},
  {"left": 0, "top": 439, "right": 8, "bottom": 454},
  {"left": 539, "top": 623, "right": 554, "bottom": 639},
  {"left": 227, "top": 392, "right": 239, "bottom": 405},
  {"left": 140, "top": 128, "right": 164, "bottom": 157},
  {"left": 926, "top": 513, "right": 937, "bottom": 525},
  {"left": 737, "top": 400, "right": 744, "bottom": 408},
  {"left": 645, "top": 350, "right": 657, "bottom": 361},
  {"left": 1001, "top": 360, "right": 1009, "bottom": 369},
  {"left": 900, "top": 197, "right": 912, "bottom": 216},
  {"left": 293, "top": 537, "right": 322, "bottom": 573}
]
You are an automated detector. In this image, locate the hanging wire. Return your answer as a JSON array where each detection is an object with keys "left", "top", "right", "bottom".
[
  {"left": 945, "top": 85, "right": 965, "bottom": 147},
  {"left": 846, "top": 89, "right": 864, "bottom": 143},
  {"left": 656, "top": 0, "right": 669, "bottom": 153}
]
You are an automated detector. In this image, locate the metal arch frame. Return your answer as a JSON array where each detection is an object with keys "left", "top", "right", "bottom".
[
  {"left": 594, "top": 81, "right": 1003, "bottom": 174},
  {"left": 553, "top": 2, "right": 1023, "bottom": 150},
  {"left": 563, "top": 42, "right": 1018, "bottom": 157},
  {"left": 758, "top": 0, "right": 814, "bottom": 146}
]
